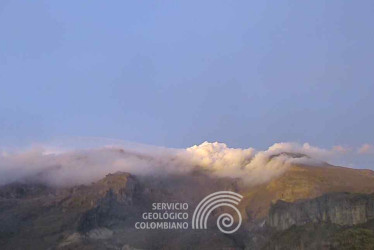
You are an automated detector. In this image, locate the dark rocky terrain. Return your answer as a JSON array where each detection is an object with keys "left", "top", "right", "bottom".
[
  {"left": 268, "top": 192, "right": 374, "bottom": 230},
  {"left": 1, "top": 163, "right": 374, "bottom": 249},
  {"left": 264, "top": 193, "right": 374, "bottom": 250}
]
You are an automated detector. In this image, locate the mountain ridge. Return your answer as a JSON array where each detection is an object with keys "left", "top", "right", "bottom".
[{"left": 1, "top": 162, "right": 374, "bottom": 249}]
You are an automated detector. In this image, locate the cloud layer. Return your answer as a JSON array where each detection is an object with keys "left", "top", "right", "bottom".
[{"left": 0, "top": 141, "right": 373, "bottom": 187}]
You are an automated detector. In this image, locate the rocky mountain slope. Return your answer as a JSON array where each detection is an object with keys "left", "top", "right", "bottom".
[
  {"left": 239, "top": 163, "right": 374, "bottom": 220},
  {"left": 267, "top": 192, "right": 374, "bottom": 230},
  {"left": 1, "top": 162, "right": 374, "bottom": 249},
  {"left": 263, "top": 193, "right": 374, "bottom": 250},
  {"left": 0, "top": 172, "right": 140, "bottom": 249}
]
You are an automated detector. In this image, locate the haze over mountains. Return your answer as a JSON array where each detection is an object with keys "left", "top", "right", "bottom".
[{"left": 1, "top": 141, "right": 373, "bottom": 187}]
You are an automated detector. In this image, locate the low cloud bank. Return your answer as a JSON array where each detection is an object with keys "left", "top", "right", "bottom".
[{"left": 0, "top": 141, "right": 373, "bottom": 186}]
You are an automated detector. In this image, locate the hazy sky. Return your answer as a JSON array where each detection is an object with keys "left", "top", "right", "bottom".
[{"left": 1, "top": 0, "right": 373, "bottom": 150}]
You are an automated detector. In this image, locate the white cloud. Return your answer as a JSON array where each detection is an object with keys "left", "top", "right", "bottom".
[{"left": 0, "top": 141, "right": 373, "bottom": 187}]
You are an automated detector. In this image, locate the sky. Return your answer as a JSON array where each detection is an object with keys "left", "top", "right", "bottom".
[{"left": 1, "top": 1, "right": 374, "bottom": 155}]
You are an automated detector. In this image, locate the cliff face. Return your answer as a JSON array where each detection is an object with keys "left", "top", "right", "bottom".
[{"left": 267, "top": 192, "right": 374, "bottom": 230}]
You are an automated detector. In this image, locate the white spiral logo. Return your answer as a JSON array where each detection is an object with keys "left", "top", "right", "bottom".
[{"left": 192, "top": 191, "right": 243, "bottom": 234}]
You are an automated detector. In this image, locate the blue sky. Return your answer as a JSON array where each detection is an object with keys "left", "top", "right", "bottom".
[{"left": 1, "top": 0, "right": 374, "bottom": 151}]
